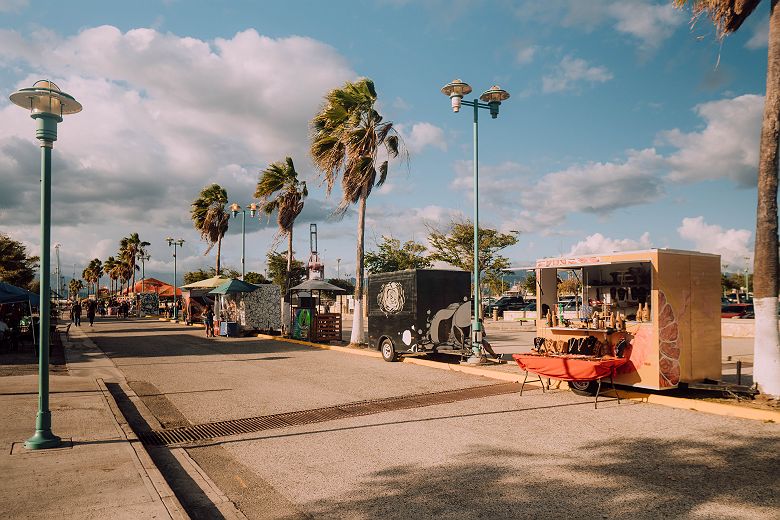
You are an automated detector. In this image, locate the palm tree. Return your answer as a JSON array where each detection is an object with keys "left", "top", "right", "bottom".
[
  {"left": 256, "top": 157, "right": 308, "bottom": 290},
  {"left": 82, "top": 258, "right": 102, "bottom": 296},
  {"left": 103, "top": 256, "right": 117, "bottom": 295},
  {"left": 68, "top": 279, "right": 83, "bottom": 300},
  {"left": 119, "top": 233, "right": 149, "bottom": 291},
  {"left": 191, "top": 184, "right": 229, "bottom": 275},
  {"left": 310, "top": 78, "right": 402, "bottom": 344},
  {"left": 675, "top": 0, "right": 779, "bottom": 396}
]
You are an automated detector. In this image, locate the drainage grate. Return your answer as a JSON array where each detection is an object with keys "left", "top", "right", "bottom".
[{"left": 139, "top": 382, "right": 522, "bottom": 446}]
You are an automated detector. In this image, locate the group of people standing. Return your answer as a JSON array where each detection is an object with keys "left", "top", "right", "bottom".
[{"left": 70, "top": 299, "right": 132, "bottom": 326}]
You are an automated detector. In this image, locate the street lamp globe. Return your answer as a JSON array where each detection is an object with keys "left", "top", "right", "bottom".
[
  {"left": 230, "top": 202, "right": 241, "bottom": 218},
  {"left": 248, "top": 202, "right": 258, "bottom": 218},
  {"left": 479, "top": 85, "right": 510, "bottom": 118},
  {"left": 441, "top": 79, "right": 472, "bottom": 113}
]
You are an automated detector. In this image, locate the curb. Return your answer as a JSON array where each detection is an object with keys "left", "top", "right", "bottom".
[
  {"left": 257, "top": 334, "right": 780, "bottom": 423},
  {"left": 96, "top": 378, "right": 190, "bottom": 520}
]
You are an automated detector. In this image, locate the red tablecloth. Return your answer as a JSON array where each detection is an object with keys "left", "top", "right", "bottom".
[{"left": 512, "top": 353, "right": 629, "bottom": 382}]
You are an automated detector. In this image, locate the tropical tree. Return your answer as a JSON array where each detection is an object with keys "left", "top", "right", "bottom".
[
  {"left": 0, "top": 233, "right": 39, "bottom": 289},
  {"left": 191, "top": 184, "right": 229, "bottom": 275},
  {"left": 675, "top": 0, "right": 779, "bottom": 395},
  {"left": 427, "top": 219, "right": 519, "bottom": 291},
  {"left": 364, "top": 235, "right": 432, "bottom": 274},
  {"left": 244, "top": 272, "right": 270, "bottom": 284},
  {"left": 310, "top": 78, "right": 403, "bottom": 344},
  {"left": 68, "top": 278, "right": 84, "bottom": 300},
  {"left": 255, "top": 156, "right": 308, "bottom": 294},
  {"left": 183, "top": 266, "right": 241, "bottom": 285},
  {"left": 82, "top": 259, "right": 102, "bottom": 295},
  {"left": 103, "top": 256, "right": 117, "bottom": 295},
  {"left": 521, "top": 272, "right": 537, "bottom": 296},
  {"left": 119, "top": 233, "right": 149, "bottom": 291},
  {"left": 266, "top": 251, "right": 307, "bottom": 291}
]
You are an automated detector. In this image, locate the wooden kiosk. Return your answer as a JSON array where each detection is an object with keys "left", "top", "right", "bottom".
[{"left": 534, "top": 249, "right": 721, "bottom": 391}]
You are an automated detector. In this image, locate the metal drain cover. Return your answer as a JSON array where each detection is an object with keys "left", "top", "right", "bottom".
[{"left": 140, "top": 382, "right": 522, "bottom": 446}]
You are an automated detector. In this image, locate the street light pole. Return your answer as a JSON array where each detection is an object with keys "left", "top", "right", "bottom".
[
  {"left": 10, "top": 80, "right": 81, "bottom": 450},
  {"left": 337, "top": 258, "right": 341, "bottom": 279},
  {"left": 230, "top": 203, "right": 258, "bottom": 280},
  {"left": 166, "top": 238, "right": 184, "bottom": 320},
  {"left": 441, "top": 80, "right": 509, "bottom": 364}
]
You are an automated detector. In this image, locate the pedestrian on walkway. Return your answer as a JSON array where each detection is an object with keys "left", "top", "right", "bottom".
[
  {"left": 87, "top": 300, "right": 97, "bottom": 326},
  {"left": 73, "top": 300, "right": 82, "bottom": 326},
  {"left": 204, "top": 305, "right": 215, "bottom": 338}
]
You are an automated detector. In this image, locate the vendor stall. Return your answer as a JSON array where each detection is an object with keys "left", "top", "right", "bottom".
[
  {"left": 180, "top": 275, "right": 228, "bottom": 323},
  {"left": 532, "top": 249, "right": 721, "bottom": 393},
  {"left": 209, "top": 279, "right": 258, "bottom": 336},
  {"left": 288, "top": 279, "right": 345, "bottom": 343}
]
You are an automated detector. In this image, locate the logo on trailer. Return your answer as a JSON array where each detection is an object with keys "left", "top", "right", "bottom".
[{"left": 378, "top": 282, "right": 405, "bottom": 315}]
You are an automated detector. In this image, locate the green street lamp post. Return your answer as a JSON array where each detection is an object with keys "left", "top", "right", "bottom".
[
  {"left": 441, "top": 79, "right": 509, "bottom": 364},
  {"left": 166, "top": 238, "right": 184, "bottom": 320},
  {"left": 137, "top": 252, "right": 150, "bottom": 317},
  {"left": 230, "top": 203, "right": 258, "bottom": 280},
  {"left": 10, "top": 80, "right": 82, "bottom": 449}
]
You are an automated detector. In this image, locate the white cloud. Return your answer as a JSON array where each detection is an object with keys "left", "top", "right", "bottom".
[
  {"left": 542, "top": 56, "right": 613, "bottom": 93},
  {"left": 398, "top": 122, "right": 447, "bottom": 154},
  {"left": 608, "top": 2, "right": 683, "bottom": 49},
  {"left": 568, "top": 232, "right": 652, "bottom": 255},
  {"left": 661, "top": 94, "right": 763, "bottom": 186},
  {"left": 451, "top": 160, "right": 529, "bottom": 211},
  {"left": 515, "top": 148, "right": 666, "bottom": 229},
  {"left": 677, "top": 217, "right": 752, "bottom": 268},
  {"left": 746, "top": 17, "right": 769, "bottom": 49},
  {"left": 0, "top": 0, "right": 27, "bottom": 13},
  {"left": 515, "top": 44, "right": 537, "bottom": 65},
  {"left": 0, "top": 26, "right": 356, "bottom": 268},
  {"left": 514, "top": 0, "right": 683, "bottom": 49}
]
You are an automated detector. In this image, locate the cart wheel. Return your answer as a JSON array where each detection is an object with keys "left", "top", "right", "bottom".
[
  {"left": 380, "top": 338, "right": 398, "bottom": 362},
  {"left": 568, "top": 380, "right": 599, "bottom": 396}
]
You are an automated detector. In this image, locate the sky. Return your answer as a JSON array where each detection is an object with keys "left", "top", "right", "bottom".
[{"left": 0, "top": 0, "right": 771, "bottom": 287}]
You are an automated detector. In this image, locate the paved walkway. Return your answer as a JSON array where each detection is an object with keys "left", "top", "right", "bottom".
[{"left": 0, "top": 325, "right": 188, "bottom": 520}]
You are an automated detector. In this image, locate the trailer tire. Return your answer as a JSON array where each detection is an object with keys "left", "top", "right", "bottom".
[
  {"left": 568, "top": 380, "right": 598, "bottom": 396},
  {"left": 380, "top": 338, "right": 398, "bottom": 362}
]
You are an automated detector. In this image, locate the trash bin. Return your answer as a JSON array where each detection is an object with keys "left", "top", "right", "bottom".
[{"left": 219, "top": 321, "right": 238, "bottom": 337}]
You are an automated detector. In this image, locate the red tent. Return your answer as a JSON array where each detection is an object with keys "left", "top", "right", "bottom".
[{"left": 157, "top": 284, "right": 183, "bottom": 297}]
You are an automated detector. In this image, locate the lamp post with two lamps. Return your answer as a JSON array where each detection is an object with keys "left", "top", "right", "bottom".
[
  {"left": 166, "top": 238, "right": 185, "bottom": 320},
  {"left": 229, "top": 203, "right": 258, "bottom": 280},
  {"left": 441, "top": 79, "right": 509, "bottom": 364},
  {"left": 9, "top": 80, "right": 82, "bottom": 449}
]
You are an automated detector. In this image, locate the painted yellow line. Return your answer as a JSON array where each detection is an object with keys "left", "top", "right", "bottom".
[{"left": 256, "top": 334, "right": 382, "bottom": 358}]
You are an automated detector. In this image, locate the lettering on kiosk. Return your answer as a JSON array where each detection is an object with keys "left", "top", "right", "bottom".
[{"left": 535, "top": 256, "right": 602, "bottom": 268}]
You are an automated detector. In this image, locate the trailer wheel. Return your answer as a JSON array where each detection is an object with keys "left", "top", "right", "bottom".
[
  {"left": 568, "top": 380, "right": 598, "bottom": 396},
  {"left": 380, "top": 338, "right": 398, "bottom": 362}
]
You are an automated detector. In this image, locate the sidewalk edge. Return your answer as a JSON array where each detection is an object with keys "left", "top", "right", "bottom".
[{"left": 258, "top": 334, "right": 780, "bottom": 423}]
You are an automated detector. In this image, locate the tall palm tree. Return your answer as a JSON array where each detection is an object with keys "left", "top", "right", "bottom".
[
  {"left": 81, "top": 265, "right": 92, "bottom": 295},
  {"left": 119, "top": 233, "right": 149, "bottom": 291},
  {"left": 256, "top": 157, "right": 308, "bottom": 288},
  {"left": 310, "top": 78, "right": 402, "bottom": 344},
  {"left": 103, "top": 256, "right": 117, "bottom": 295},
  {"left": 675, "top": 0, "right": 779, "bottom": 396},
  {"left": 82, "top": 258, "right": 102, "bottom": 296},
  {"left": 191, "top": 184, "right": 229, "bottom": 275}
]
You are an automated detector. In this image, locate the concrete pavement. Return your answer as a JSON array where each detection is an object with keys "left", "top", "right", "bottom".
[
  {"left": 0, "top": 324, "right": 188, "bottom": 520},
  {"left": 83, "top": 318, "right": 779, "bottom": 519}
]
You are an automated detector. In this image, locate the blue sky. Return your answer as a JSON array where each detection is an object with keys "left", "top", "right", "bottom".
[{"left": 0, "top": 0, "right": 770, "bottom": 284}]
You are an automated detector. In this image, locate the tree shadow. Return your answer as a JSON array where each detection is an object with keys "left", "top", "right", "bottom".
[{"left": 303, "top": 434, "right": 779, "bottom": 519}]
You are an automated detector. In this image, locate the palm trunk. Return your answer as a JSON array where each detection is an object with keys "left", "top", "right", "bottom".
[
  {"left": 754, "top": 0, "right": 780, "bottom": 397},
  {"left": 350, "top": 187, "right": 368, "bottom": 345},
  {"left": 216, "top": 237, "right": 222, "bottom": 275},
  {"left": 131, "top": 259, "right": 136, "bottom": 293},
  {"left": 282, "top": 229, "right": 294, "bottom": 334}
]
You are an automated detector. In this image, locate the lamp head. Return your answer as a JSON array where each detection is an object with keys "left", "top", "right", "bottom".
[
  {"left": 479, "top": 85, "right": 510, "bottom": 119},
  {"left": 247, "top": 202, "right": 258, "bottom": 218},
  {"left": 9, "top": 80, "right": 82, "bottom": 121},
  {"left": 230, "top": 202, "right": 240, "bottom": 217},
  {"left": 441, "top": 79, "right": 472, "bottom": 113}
]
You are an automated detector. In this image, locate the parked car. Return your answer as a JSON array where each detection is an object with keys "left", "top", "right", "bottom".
[
  {"left": 485, "top": 295, "right": 525, "bottom": 317},
  {"left": 721, "top": 304, "right": 753, "bottom": 318}
]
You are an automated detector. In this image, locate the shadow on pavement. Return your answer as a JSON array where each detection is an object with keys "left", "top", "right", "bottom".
[
  {"left": 303, "top": 434, "right": 779, "bottom": 518},
  {"left": 104, "top": 382, "right": 227, "bottom": 520}
]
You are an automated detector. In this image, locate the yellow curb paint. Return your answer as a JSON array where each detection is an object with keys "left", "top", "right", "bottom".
[{"left": 255, "top": 334, "right": 776, "bottom": 422}]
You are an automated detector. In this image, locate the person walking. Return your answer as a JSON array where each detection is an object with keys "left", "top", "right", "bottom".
[
  {"left": 87, "top": 299, "right": 97, "bottom": 326},
  {"left": 73, "top": 300, "right": 82, "bottom": 326},
  {"left": 204, "top": 305, "right": 215, "bottom": 338}
]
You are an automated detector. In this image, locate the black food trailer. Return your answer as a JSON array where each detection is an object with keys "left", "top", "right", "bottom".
[{"left": 368, "top": 269, "right": 471, "bottom": 361}]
